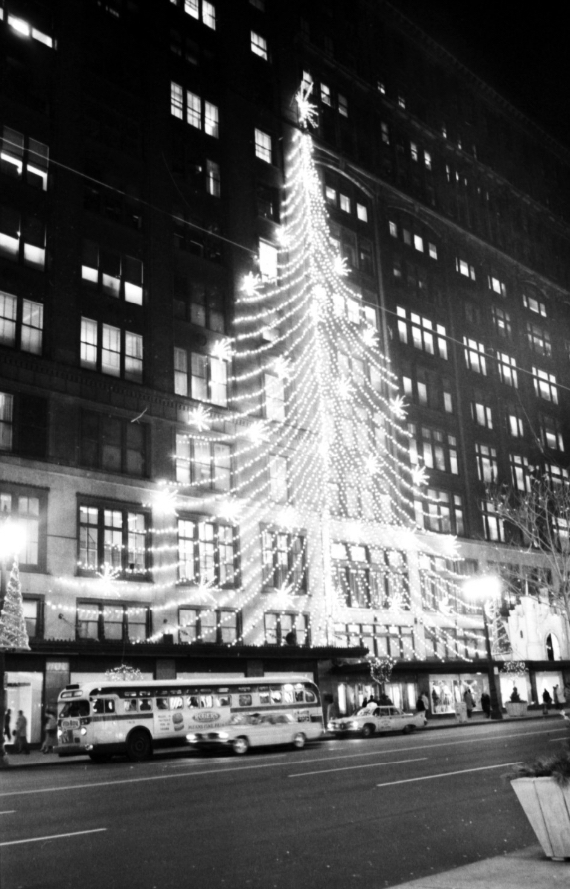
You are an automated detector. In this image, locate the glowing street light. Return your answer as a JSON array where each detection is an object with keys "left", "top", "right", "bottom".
[{"left": 464, "top": 575, "right": 503, "bottom": 720}]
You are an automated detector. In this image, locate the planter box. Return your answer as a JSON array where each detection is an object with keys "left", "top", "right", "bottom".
[
  {"left": 511, "top": 777, "right": 570, "bottom": 860},
  {"left": 506, "top": 701, "right": 528, "bottom": 717}
]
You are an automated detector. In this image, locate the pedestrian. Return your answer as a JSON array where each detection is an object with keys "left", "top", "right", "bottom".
[
  {"left": 416, "top": 694, "right": 426, "bottom": 714},
  {"left": 14, "top": 710, "right": 30, "bottom": 754},
  {"left": 361, "top": 697, "right": 369, "bottom": 709},
  {"left": 421, "top": 693, "right": 430, "bottom": 715},
  {"left": 463, "top": 688, "right": 475, "bottom": 718},
  {"left": 542, "top": 688, "right": 552, "bottom": 716},
  {"left": 4, "top": 708, "right": 11, "bottom": 742},
  {"left": 41, "top": 710, "right": 57, "bottom": 753},
  {"left": 553, "top": 685, "right": 562, "bottom": 711},
  {"left": 481, "top": 692, "right": 491, "bottom": 718}
]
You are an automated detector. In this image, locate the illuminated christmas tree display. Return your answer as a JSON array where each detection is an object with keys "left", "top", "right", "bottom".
[{"left": 0, "top": 558, "right": 30, "bottom": 652}]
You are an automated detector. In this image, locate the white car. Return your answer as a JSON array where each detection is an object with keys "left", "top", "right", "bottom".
[
  {"left": 186, "top": 712, "right": 311, "bottom": 755},
  {"left": 328, "top": 705, "right": 427, "bottom": 738}
]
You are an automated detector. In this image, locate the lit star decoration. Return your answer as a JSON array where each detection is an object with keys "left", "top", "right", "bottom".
[
  {"left": 188, "top": 404, "right": 211, "bottom": 432},
  {"left": 296, "top": 80, "right": 318, "bottom": 129},
  {"left": 389, "top": 395, "right": 407, "bottom": 421},
  {"left": 411, "top": 464, "right": 429, "bottom": 488}
]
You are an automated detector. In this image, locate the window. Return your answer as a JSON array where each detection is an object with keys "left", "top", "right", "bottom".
[
  {"left": 480, "top": 500, "right": 505, "bottom": 542},
  {"left": 523, "top": 294, "right": 546, "bottom": 316},
  {"left": 381, "top": 122, "right": 390, "bottom": 145},
  {"left": 22, "top": 597, "right": 43, "bottom": 639},
  {"left": 173, "top": 348, "right": 228, "bottom": 406},
  {"left": 250, "top": 31, "right": 268, "bottom": 59},
  {"left": 545, "top": 463, "right": 569, "bottom": 486},
  {"left": 81, "top": 319, "right": 143, "bottom": 382},
  {"left": 408, "top": 424, "right": 458, "bottom": 474},
  {"left": 340, "top": 193, "right": 351, "bottom": 213},
  {"left": 419, "top": 555, "right": 460, "bottom": 612},
  {"left": 470, "top": 393, "right": 493, "bottom": 429},
  {"left": 76, "top": 601, "right": 149, "bottom": 642},
  {"left": 6, "top": 14, "right": 53, "bottom": 47},
  {"left": 415, "top": 490, "right": 464, "bottom": 536},
  {"left": 526, "top": 322, "right": 551, "bottom": 357},
  {"left": 506, "top": 405, "right": 524, "bottom": 438},
  {"left": 259, "top": 239, "right": 278, "bottom": 279},
  {"left": 0, "top": 292, "right": 43, "bottom": 354},
  {"left": 262, "top": 528, "right": 307, "bottom": 593},
  {"left": 320, "top": 83, "right": 332, "bottom": 107},
  {"left": 397, "top": 308, "right": 447, "bottom": 359},
  {"left": 532, "top": 366, "right": 558, "bottom": 403},
  {"left": 0, "top": 486, "right": 43, "bottom": 566},
  {"left": 463, "top": 338, "right": 487, "bottom": 374},
  {"left": 80, "top": 411, "right": 147, "bottom": 477},
  {"left": 81, "top": 241, "right": 143, "bottom": 304},
  {"left": 0, "top": 391, "right": 48, "bottom": 458},
  {"left": 356, "top": 203, "right": 368, "bottom": 223},
  {"left": 264, "top": 612, "right": 310, "bottom": 646},
  {"left": 264, "top": 372, "right": 285, "bottom": 421},
  {"left": 254, "top": 129, "right": 272, "bottom": 163},
  {"left": 488, "top": 275, "right": 506, "bottom": 297},
  {"left": 1, "top": 126, "right": 49, "bottom": 189},
  {"left": 0, "top": 207, "right": 45, "bottom": 268},
  {"left": 475, "top": 443, "right": 498, "bottom": 483},
  {"left": 497, "top": 352, "right": 518, "bottom": 387},
  {"left": 256, "top": 183, "right": 279, "bottom": 221},
  {"left": 0, "top": 392, "right": 13, "bottom": 451},
  {"left": 175, "top": 433, "right": 231, "bottom": 490},
  {"left": 179, "top": 607, "right": 239, "bottom": 644},
  {"left": 491, "top": 305, "right": 511, "bottom": 338},
  {"left": 428, "top": 242, "right": 438, "bottom": 260},
  {"left": 78, "top": 505, "right": 149, "bottom": 576},
  {"left": 539, "top": 413, "right": 564, "bottom": 451},
  {"left": 424, "top": 150, "right": 432, "bottom": 170},
  {"left": 178, "top": 518, "right": 237, "bottom": 586},
  {"left": 510, "top": 454, "right": 530, "bottom": 492},
  {"left": 456, "top": 257, "right": 476, "bottom": 280},
  {"left": 269, "top": 455, "right": 288, "bottom": 502},
  {"left": 206, "top": 160, "right": 220, "bottom": 197},
  {"left": 338, "top": 94, "right": 348, "bottom": 117},
  {"left": 174, "top": 281, "right": 225, "bottom": 332},
  {"left": 170, "top": 83, "right": 219, "bottom": 137}
]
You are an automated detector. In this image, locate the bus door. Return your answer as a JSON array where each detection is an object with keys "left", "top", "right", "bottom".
[{"left": 90, "top": 696, "right": 118, "bottom": 742}]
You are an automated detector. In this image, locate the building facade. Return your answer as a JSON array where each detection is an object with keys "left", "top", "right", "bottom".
[{"left": 2, "top": 0, "right": 570, "bottom": 742}]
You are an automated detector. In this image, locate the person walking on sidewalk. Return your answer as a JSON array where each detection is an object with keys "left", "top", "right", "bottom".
[
  {"left": 481, "top": 692, "right": 491, "bottom": 718},
  {"left": 542, "top": 688, "right": 552, "bottom": 716},
  {"left": 14, "top": 711, "right": 30, "bottom": 754},
  {"left": 41, "top": 710, "right": 57, "bottom": 753},
  {"left": 4, "top": 708, "right": 12, "bottom": 743},
  {"left": 464, "top": 688, "right": 475, "bottom": 718}
]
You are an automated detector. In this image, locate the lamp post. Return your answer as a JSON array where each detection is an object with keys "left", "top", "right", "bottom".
[
  {"left": 0, "top": 515, "right": 28, "bottom": 766},
  {"left": 464, "top": 575, "right": 503, "bottom": 720}
]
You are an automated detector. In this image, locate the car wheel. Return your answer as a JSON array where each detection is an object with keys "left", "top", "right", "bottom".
[
  {"left": 361, "top": 723, "right": 375, "bottom": 738},
  {"left": 232, "top": 736, "right": 249, "bottom": 755},
  {"left": 292, "top": 732, "right": 306, "bottom": 750},
  {"left": 126, "top": 729, "right": 153, "bottom": 762}
]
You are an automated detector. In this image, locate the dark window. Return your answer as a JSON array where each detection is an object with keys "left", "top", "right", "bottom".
[
  {"left": 76, "top": 600, "right": 150, "bottom": 642},
  {"left": 80, "top": 411, "right": 147, "bottom": 477}
]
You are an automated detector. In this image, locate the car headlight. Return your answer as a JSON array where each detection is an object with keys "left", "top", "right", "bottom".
[
  {"left": 217, "top": 732, "right": 229, "bottom": 740},
  {"left": 186, "top": 733, "right": 197, "bottom": 743},
  {"left": 349, "top": 721, "right": 360, "bottom": 730},
  {"left": 80, "top": 727, "right": 87, "bottom": 736}
]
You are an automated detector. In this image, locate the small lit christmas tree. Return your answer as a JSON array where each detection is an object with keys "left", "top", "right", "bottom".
[{"left": 0, "top": 559, "right": 30, "bottom": 651}]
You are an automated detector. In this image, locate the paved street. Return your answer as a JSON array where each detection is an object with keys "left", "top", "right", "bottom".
[{"left": 0, "top": 720, "right": 567, "bottom": 889}]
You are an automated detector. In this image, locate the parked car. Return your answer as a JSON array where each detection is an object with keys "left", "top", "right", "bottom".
[
  {"left": 186, "top": 711, "right": 311, "bottom": 755},
  {"left": 328, "top": 705, "right": 427, "bottom": 738}
]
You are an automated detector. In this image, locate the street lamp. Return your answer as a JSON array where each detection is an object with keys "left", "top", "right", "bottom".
[
  {"left": 0, "top": 514, "right": 28, "bottom": 766},
  {"left": 464, "top": 575, "right": 503, "bottom": 720}
]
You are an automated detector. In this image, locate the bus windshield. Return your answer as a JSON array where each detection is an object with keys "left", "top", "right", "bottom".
[{"left": 59, "top": 700, "right": 90, "bottom": 718}]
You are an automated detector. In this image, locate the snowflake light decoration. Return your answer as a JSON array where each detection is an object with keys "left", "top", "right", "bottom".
[
  {"left": 362, "top": 326, "right": 378, "bottom": 348},
  {"left": 241, "top": 272, "right": 262, "bottom": 297},
  {"left": 295, "top": 81, "right": 318, "bottom": 129},
  {"left": 212, "top": 338, "right": 233, "bottom": 362},
  {"left": 333, "top": 255, "right": 349, "bottom": 277},
  {"left": 188, "top": 405, "right": 211, "bottom": 431},
  {"left": 411, "top": 464, "right": 429, "bottom": 487},
  {"left": 389, "top": 395, "right": 407, "bottom": 421}
]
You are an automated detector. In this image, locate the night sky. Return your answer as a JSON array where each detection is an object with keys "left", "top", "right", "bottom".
[{"left": 393, "top": 0, "right": 570, "bottom": 149}]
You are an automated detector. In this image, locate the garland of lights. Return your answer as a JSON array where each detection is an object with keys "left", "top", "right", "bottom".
[
  {"left": 501, "top": 661, "right": 528, "bottom": 676},
  {"left": 104, "top": 665, "right": 143, "bottom": 681}
]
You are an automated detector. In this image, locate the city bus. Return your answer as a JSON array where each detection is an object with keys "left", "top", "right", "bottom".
[{"left": 57, "top": 675, "right": 324, "bottom": 762}]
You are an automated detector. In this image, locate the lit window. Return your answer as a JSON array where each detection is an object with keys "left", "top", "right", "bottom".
[
  {"left": 202, "top": 1, "right": 216, "bottom": 29},
  {"left": 410, "top": 142, "right": 419, "bottom": 161},
  {"left": 262, "top": 529, "right": 307, "bottom": 593},
  {"left": 389, "top": 221, "right": 397, "bottom": 237},
  {"left": 456, "top": 257, "right": 476, "bottom": 280},
  {"left": 78, "top": 505, "right": 149, "bottom": 576},
  {"left": 510, "top": 454, "right": 530, "bottom": 492},
  {"left": 171, "top": 84, "right": 219, "bottom": 137},
  {"left": 251, "top": 31, "right": 268, "bottom": 59},
  {"left": 264, "top": 372, "right": 286, "bottom": 421},
  {"left": 0, "top": 292, "right": 43, "bottom": 354},
  {"left": 1, "top": 127, "right": 49, "bottom": 189},
  {"left": 338, "top": 95, "right": 348, "bottom": 117},
  {"left": 339, "top": 194, "right": 351, "bottom": 213},
  {"left": 381, "top": 122, "right": 390, "bottom": 145},
  {"left": 320, "top": 84, "right": 332, "bottom": 106},
  {"left": 254, "top": 129, "right": 272, "bottom": 163},
  {"left": 325, "top": 186, "right": 336, "bottom": 204},
  {"left": 81, "top": 318, "right": 143, "bottom": 382},
  {"left": 475, "top": 443, "right": 498, "bottom": 483},
  {"left": 424, "top": 150, "right": 432, "bottom": 169},
  {"left": 532, "top": 367, "right": 558, "bottom": 404},
  {"left": 398, "top": 95, "right": 406, "bottom": 109},
  {"left": 356, "top": 203, "right": 368, "bottom": 222},
  {"left": 413, "top": 234, "right": 424, "bottom": 252},
  {"left": 269, "top": 455, "right": 288, "bottom": 502},
  {"left": 178, "top": 518, "right": 237, "bottom": 587},
  {"left": 170, "top": 82, "right": 183, "bottom": 119},
  {"left": 463, "top": 338, "right": 487, "bottom": 375},
  {"left": 259, "top": 239, "right": 278, "bottom": 279},
  {"left": 497, "top": 352, "right": 518, "bottom": 388},
  {"left": 204, "top": 102, "right": 219, "bottom": 137},
  {"left": 206, "top": 160, "right": 220, "bottom": 197},
  {"left": 488, "top": 275, "right": 506, "bottom": 297},
  {"left": 523, "top": 294, "right": 546, "bottom": 316},
  {"left": 0, "top": 392, "right": 14, "bottom": 451},
  {"left": 428, "top": 242, "right": 437, "bottom": 260}
]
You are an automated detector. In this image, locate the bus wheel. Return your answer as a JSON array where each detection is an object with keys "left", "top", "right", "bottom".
[
  {"left": 126, "top": 729, "right": 152, "bottom": 762},
  {"left": 89, "top": 751, "right": 112, "bottom": 763},
  {"left": 232, "top": 736, "right": 249, "bottom": 755},
  {"left": 361, "top": 723, "right": 375, "bottom": 738},
  {"left": 292, "top": 732, "right": 306, "bottom": 750}
]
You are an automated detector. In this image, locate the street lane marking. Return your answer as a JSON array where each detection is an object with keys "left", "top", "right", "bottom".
[
  {"left": 376, "top": 761, "right": 518, "bottom": 788},
  {"left": 0, "top": 828, "right": 107, "bottom": 847},
  {"left": 289, "top": 757, "right": 427, "bottom": 778},
  {"left": 0, "top": 811, "right": 16, "bottom": 815}
]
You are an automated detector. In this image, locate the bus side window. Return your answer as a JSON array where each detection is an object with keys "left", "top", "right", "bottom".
[
  {"left": 156, "top": 698, "right": 169, "bottom": 710},
  {"left": 282, "top": 687, "right": 294, "bottom": 704},
  {"left": 200, "top": 695, "right": 214, "bottom": 709},
  {"left": 304, "top": 688, "right": 317, "bottom": 703},
  {"left": 170, "top": 696, "right": 184, "bottom": 710},
  {"left": 270, "top": 688, "right": 282, "bottom": 704},
  {"left": 259, "top": 690, "right": 270, "bottom": 705},
  {"left": 238, "top": 694, "right": 252, "bottom": 707},
  {"left": 186, "top": 696, "right": 199, "bottom": 709},
  {"left": 294, "top": 685, "right": 304, "bottom": 702},
  {"left": 140, "top": 700, "right": 152, "bottom": 711},
  {"left": 216, "top": 694, "right": 231, "bottom": 707},
  {"left": 124, "top": 700, "right": 137, "bottom": 713},
  {"left": 92, "top": 699, "right": 115, "bottom": 714}
]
